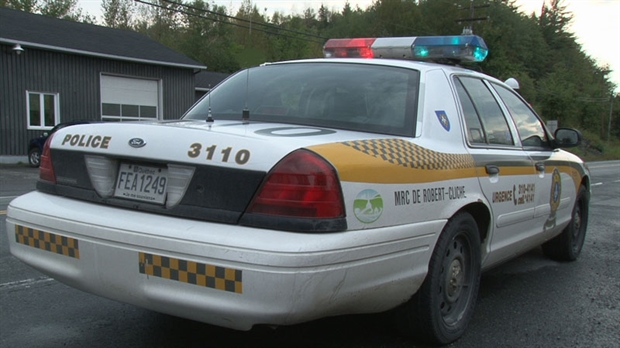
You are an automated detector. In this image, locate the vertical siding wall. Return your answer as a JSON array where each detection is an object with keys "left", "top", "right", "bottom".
[{"left": 0, "top": 44, "right": 196, "bottom": 156}]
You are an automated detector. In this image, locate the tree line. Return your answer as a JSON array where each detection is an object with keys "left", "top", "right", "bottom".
[{"left": 2, "top": 0, "right": 618, "bottom": 148}]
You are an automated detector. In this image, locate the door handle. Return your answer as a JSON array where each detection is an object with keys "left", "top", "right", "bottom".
[
  {"left": 535, "top": 163, "right": 545, "bottom": 172},
  {"left": 485, "top": 165, "right": 500, "bottom": 175}
]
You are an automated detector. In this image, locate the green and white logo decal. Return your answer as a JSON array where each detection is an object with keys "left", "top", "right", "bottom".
[{"left": 353, "top": 189, "right": 384, "bottom": 223}]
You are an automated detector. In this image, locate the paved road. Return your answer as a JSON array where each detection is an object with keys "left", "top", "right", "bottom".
[{"left": 1, "top": 162, "right": 619, "bottom": 348}]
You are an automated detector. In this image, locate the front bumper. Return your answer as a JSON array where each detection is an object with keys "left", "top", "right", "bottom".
[{"left": 7, "top": 191, "right": 441, "bottom": 330}]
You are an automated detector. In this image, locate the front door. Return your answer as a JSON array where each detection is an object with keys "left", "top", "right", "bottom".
[{"left": 491, "top": 83, "right": 578, "bottom": 240}]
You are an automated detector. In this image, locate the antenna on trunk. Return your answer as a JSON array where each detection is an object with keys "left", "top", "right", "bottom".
[
  {"left": 242, "top": 70, "right": 250, "bottom": 124},
  {"left": 206, "top": 84, "right": 214, "bottom": 124}
]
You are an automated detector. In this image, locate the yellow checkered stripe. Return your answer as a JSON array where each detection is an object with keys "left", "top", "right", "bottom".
[
  {"left": 139, "top": 252, "right": 242, "bottom": 294},
  {"left": 342, "top": 138, "right": 475, "bottom": 170},
  {"left": 14, "top": 225, "right": 80, "bottom": 259}
]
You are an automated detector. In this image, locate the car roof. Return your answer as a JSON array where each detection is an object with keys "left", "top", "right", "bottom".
[{"left": 265, "top": 58, "right": 506, "bottom": 87}]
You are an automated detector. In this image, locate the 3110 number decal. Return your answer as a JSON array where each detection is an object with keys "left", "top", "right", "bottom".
[{"left": 188, "top": 143, "right": 251, "bottom": 165}]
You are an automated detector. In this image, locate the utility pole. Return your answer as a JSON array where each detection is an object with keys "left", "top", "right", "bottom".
[
  {"left": 608, "top": 94, "right": 614, "bottom": 142},
  {"left": 455, "top": 1, "right": 490, "bottom": 35},
  {"left": 249, "top": 0, "right": 252, "bottom": 40},
  {"left": 577, "top": 95, "right": 615, "bottom": 141}
]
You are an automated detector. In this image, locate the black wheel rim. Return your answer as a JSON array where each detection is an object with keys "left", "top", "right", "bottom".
[
  {"left": 30, "top": 151, "right": 40, "bottom": 166},
  {"left": 439, "top": 233, "right": 474, "bottom": 326},
  {"left": 571, "top": 200, "right": 584, "bottom": 253}
]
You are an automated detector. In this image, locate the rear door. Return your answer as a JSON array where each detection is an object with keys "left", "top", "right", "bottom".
[{"left": 453, "top": 76, "right": 539, "bottom": 266}]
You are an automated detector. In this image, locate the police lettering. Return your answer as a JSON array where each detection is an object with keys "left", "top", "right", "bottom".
[
  {"left": 393, "top": 186, "right": 466, "bottom": 206},
  {"left": 423, "top": 187, "right": 445, "bottom": 203},
  {"left": 62, "top": 134, "right": 112, "bottom": 149},
  {"left": 516, "top": 183, "right": 535, "bottom": 205},
  {"left": 394, "top": 191, "right": 410, "bottom": 206},
  {"left": 492, "top": 190, "right": 513, "bottom": 203},
  {"left": 448, "top": 186, "right": 466, "bottom": 199},
  {"left": 411, "top": 189, "right": 422, "bottom": 204}
]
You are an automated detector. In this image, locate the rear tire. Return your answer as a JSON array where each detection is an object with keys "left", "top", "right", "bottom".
[
  {"left": 28, "top": 148, "right": 41, "bottom": 167},
  {"left": 542, "top": 185, "right": 589, "bottom": 261},
  {"left": 395, "top": 212, "right": 481, "bottom": 345}
]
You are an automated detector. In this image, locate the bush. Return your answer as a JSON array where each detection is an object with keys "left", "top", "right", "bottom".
[{"left": 568, "top": 130, "right": 620, "bottom": 161}]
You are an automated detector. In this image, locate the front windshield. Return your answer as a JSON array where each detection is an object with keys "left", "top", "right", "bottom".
[{"left": 184, "top": 62, "right": 419, "bottom": 137}]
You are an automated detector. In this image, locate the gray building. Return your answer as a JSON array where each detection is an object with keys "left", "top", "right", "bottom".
[
  {"left": 0, "top": 7, "right": 206, "bottom": 163},
  {"left": 194, "top": 71, "right": 230, "bottom": 101}
]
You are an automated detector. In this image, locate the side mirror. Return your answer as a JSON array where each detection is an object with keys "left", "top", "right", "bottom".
[{"left": 554, "top": 128, "right": 581, "bottom": 148}]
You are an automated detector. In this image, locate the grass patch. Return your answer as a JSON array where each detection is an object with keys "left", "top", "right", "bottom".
[{"left": 568, "top": 130, "right": 620, "bottom": 161}]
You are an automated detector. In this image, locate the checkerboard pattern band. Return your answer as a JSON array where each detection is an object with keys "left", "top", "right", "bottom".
[
  {"left": 15, "top": 225, "right": 80, "bottom": 259},
  {"left": 139, "top": 252, "right": 243, "bottom": 294},
  {"left": 342, "top": 138, "right": 475, "bottom": 170}
]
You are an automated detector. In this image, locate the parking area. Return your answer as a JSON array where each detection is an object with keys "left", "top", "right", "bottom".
[{"left": 1, "top": 162, "right": 619, "bottom": 347}]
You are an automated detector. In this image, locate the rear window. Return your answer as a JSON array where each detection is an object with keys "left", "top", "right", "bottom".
[{"left": 184, "top": 63, "right": 420, "bottom": 137}]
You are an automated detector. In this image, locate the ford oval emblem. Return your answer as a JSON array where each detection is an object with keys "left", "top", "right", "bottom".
[{"left": 128, "top": 138, "right": 146, "bottom": 148}]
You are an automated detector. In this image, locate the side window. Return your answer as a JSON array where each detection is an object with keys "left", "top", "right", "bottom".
[
  {"left": 27, "top": 91, "right": 59, "bottom": 130},
  {"left": 492, "top": 83, "right": 549, "bottom": 148},
  {"left": 454, "top": 79, "right": 485, "bottom": 143},
  {"left": 456, "top": 77, "right": 514, "bottom": 146}
]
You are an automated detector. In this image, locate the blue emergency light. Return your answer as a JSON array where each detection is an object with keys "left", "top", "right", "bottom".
[
  {"left": 323, "top": 35, "right": 488, "bottom": 63},
  {"left": 412, "top": 35, "right": 488, "bottom": 62}
]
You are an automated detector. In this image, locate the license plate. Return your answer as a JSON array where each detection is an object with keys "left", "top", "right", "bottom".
[{"left": 114, "top": 163, "right": 168, "bottom": 204}]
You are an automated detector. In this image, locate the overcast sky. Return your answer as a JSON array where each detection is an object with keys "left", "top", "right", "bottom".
[{"left": 77, "top": 0, "right": 619, "bottom": 93}]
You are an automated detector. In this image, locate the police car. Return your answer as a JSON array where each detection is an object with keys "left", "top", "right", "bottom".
[{"left": 6, "top": 35, "right": 589, "bottom": 345}]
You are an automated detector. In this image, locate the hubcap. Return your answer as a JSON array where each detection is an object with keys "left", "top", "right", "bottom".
[
  {"left": 30, "top": 152, "right": 40, "bottom": 165},
  {"left": 573, "top": 206, "right": 581, "bottom": 233},
  {"left": 446, "top": 258, "right": 463, "bottom": 302},
  {"left": 571, "top": 204, "right": 583, "bottom": 248}
]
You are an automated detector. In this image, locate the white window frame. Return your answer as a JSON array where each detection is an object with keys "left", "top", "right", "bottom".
[{"left": 26, "top": 91, "right": 60, "bottom": 130}]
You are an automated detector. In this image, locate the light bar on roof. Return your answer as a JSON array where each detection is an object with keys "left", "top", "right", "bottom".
[
  {"left": 412, "top": 35, "right": 488, "bottom": 62},
  {"left": 323, "top": 35, "right": 488, "bottom": 63},
  {"left": 371, "top": 37, "right": 417, "bottom": 59},
  {"left": 323, "top": 38, "right": 376, "bottom": 58}
]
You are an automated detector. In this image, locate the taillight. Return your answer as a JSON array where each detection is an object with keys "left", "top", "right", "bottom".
[
  {"left": 39, "top": 134, "right": 56, "bottom": 183},
  {"left": 246, "top": 149, "right": 344, "bottom": 219}
]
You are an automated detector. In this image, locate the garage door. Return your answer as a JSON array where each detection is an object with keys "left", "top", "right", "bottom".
[{"left": 101, "top": 75, "right": 160, "bottom": 122}]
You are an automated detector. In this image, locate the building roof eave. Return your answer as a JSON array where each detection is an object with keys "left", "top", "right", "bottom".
[{"left": 1, "top": 38, "right": 207, "bottom": 70}]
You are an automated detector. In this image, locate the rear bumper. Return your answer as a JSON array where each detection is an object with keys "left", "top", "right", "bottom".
[{"left": 7, "top": 191, "right": 441, "bottom": 330}]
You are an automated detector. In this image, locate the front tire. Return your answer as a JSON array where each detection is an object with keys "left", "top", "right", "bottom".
[
  {"left": 395, "top": 212, "right": 481, "bottom": 345},
  {"left": 542, "top": 185, "right": 589, "bottom": 261},
  {"left": 28, "top": 148, "right": 41, "bottom": 167}
]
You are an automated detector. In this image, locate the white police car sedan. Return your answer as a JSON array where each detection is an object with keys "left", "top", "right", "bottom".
[{"left": 6, "top": 35, "right": 589, "bottom": 345}]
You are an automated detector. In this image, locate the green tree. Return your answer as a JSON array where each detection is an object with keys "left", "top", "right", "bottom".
[
  {"left": 539, "top": 0, "right": 575, "bottom": 52},
  {"left": 39, "top": 0, "right": 92, "bottom": 21},
  {"left": 325, "top": 1, "right": 374, "bottom": 38},
  {"left": 371, "top": 0, "right": 423, "bottom": 37},
  {"left": 2, "top": 0, "right": 92, "bottom": 21},
  {"left": 134, "top": 0, "right": 183, "bottom": 51},
  {"left": 417, "top": 0, "right": 462, "bottom": 35},
  {"left": 233, "top": 0, "right": 267, "bottom": 47},
  {"left": 530, "top": 0, "right": 615, "bottom": 135},
  {"left": 179, "top": 0, "right": 240, "bottom": 72},
  {"left": 317, "top": 4, "right": 330, "bottom": 30},
  {"left": 101, "top": 0, "right": 135, "bottom": 29},
  {"left": 1, "top": 0, "right": 39, "bottom": 12}
]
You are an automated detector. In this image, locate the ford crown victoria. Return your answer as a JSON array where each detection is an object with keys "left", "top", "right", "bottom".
[{"left": 6, "top": 35, "right": 589, "bottom": 345}]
